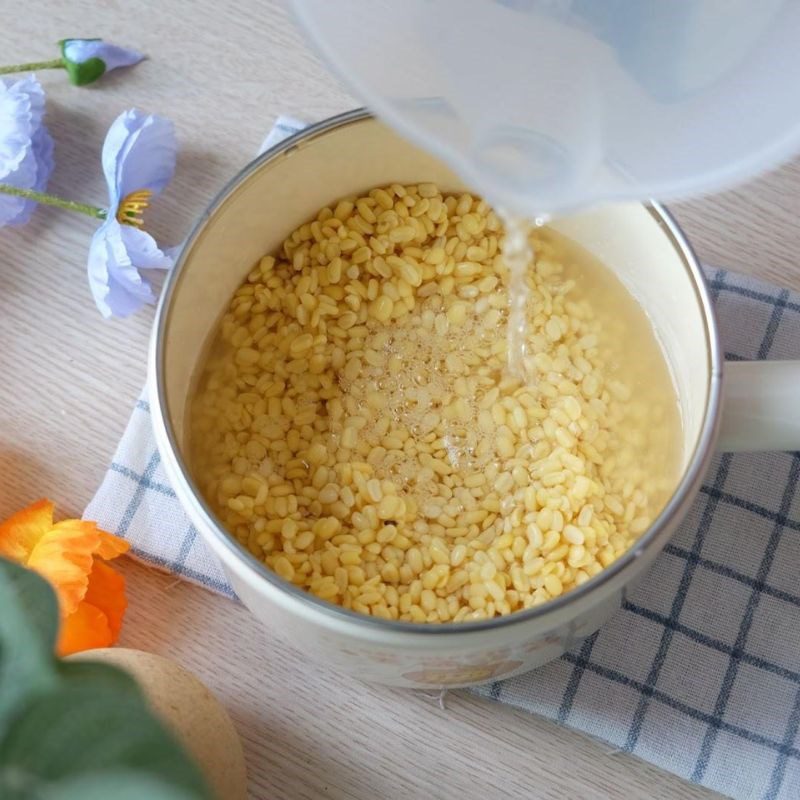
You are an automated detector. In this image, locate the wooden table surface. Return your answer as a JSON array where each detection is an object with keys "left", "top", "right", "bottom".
[{"left": 4, "top": 2, "right": 799, "bottom": 798}]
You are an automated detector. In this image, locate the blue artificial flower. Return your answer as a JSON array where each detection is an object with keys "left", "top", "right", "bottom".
[
  {"left": 60, "top": 39, "right": 144, "bottom": 86},
  {"left": 87, "top": 109, "right": 177, "bottom": 318},
  {"left": 0, "top": 75, "right": 54, "bottom": 226}
]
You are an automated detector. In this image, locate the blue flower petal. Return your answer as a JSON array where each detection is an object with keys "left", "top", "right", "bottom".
[
  {"left": 118, "top": 224, "right": 173, "bottom": 271},
  {"left": 0, "top": 76, "right": 53, "bottom": 226},
  {"left": 0, "top": 77, "right": 40, "bottom": 172},
  {"left": 30, "top": 124, "right": 54, "bottom": 192},
  {"left": 87, "top": 218, "right": 173, "bottom": 318},
  {"left": 164, "top": 241, "right": 185, "bottom": 262},
  {"left": 62, "top": 39, "right": 144, "bottom": 72},
  {"left": 6, "top": 125, "right": 54, "bottom": 227},
  {"left": 101, "top": 109, "right": 176, "bottom": 209}
]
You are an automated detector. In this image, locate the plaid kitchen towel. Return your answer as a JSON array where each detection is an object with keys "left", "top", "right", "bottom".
[{"left": 85, "top": 118, "right": 800, "bottom": 800}]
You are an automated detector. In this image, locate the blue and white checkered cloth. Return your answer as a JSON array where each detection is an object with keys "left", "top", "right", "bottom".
[{"left": 85, "top": 118, "right": 800, "bottom": 800}]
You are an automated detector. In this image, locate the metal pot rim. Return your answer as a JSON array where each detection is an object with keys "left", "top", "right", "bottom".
[{"left": 151, "top": 108, "right": 723, "bottom": 636}]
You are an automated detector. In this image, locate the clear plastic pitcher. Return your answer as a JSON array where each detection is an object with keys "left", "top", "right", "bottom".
[{"left": 291, "top": 0, "right": 800, "bottom": 217}]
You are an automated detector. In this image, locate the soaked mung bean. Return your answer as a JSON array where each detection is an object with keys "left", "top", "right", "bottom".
[{"left": 189, "top": 183, "right": 681, "bottom": 623}]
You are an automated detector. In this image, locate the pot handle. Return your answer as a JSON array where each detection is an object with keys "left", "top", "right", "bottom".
[{"left": 718, "top": 360, "right": 800, "bottom": 452}]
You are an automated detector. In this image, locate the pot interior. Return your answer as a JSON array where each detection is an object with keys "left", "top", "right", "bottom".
[{"left": 160, "top": 114, "right": 713, "bottom": 524}]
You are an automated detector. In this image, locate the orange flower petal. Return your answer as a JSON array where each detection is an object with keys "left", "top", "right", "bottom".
[
  {"left": 23, "top": 518, "right": 129, "bottom": 616},
  {"left": 57, "top": 600, "right": 113, "bottom": 657},
  {"left": 1, "top": 500, "right": 130, "bottom": 647},
  {"left": 92, "top": 528, "right": 131, "bottom": 561},
  {"left": 0, "top": 499, "right": 55, "bottom": 563},
  {"left": 82, "top": 560, "right": 127, "bottom": 641},
  {"left": 56, "top": 560, "right": 128, "bottom": 656},
  {"left": 27, "top": 521, "right": 106, "bottom": 615}
]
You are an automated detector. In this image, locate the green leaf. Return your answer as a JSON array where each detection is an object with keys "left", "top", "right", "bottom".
[
  {"left": 1, "top": 559, "right": 59, "bottom": 647},
  {"left": 41, "top": 770, "right": 203, "bottom": 800},
  {"left": 0, "top": 559, "right": 213, "bottom": 798},
  {"left": 0, "top": 559, "right": 58, "bottom": 731},
  {"left": 55, "top": 660, "right": 142, "bottom": 697},
  {"left": 0, "top": 769, "right": 201, "bottom": 800},
  {"left": 0, "top": 683, "right": 212, "bottom": 799}
]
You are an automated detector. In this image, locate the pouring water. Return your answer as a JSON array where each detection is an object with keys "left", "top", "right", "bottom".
[{"left": 292, "top": 0, "right": 800, "bottom": 377}]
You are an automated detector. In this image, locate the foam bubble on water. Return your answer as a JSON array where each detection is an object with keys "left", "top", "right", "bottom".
[{"left": 336, "top": 293, "right": 501, "bottom": 504}]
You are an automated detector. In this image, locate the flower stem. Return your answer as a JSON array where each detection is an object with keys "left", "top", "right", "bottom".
[
  {"left": 0, "top": 58, "right": 65, "bottom": 76},
  {"left": 0, "top": 184, "right": 106, "bottom": 220}
]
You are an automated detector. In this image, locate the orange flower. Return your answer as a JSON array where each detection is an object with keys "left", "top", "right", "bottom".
[{"left": 0, "top": 499, "right": 129, "bottom": 656}]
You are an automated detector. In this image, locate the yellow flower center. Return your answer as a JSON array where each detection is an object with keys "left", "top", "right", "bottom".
[{"left": 116, "top": 189, "right": 152, "bottom": 227}]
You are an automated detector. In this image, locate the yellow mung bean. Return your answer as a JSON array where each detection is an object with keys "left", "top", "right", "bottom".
[{"left": 190, "top": 182, "right": 680, "bottom": 623}]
